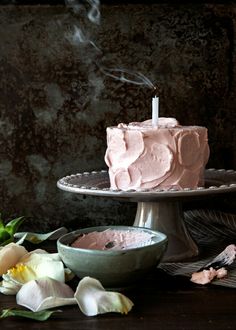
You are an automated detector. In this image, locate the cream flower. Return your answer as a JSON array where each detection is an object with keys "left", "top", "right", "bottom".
[
  {"left": 0, "top": 243, "right": 28, "bottom": 276},
  {"left": 0, "top": 250, "right": 66, "bottom": 295}
]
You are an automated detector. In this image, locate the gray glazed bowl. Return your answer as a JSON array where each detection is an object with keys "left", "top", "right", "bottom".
[{"left": 57, "top": 225, "right": 167, "bottom": 288}]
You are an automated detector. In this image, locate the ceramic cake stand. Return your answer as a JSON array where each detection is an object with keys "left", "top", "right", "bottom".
[{"left": 57, "top": 169, "right": 236, "bottom": 262}]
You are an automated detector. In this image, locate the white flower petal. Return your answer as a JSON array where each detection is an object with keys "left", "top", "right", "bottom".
[
  {"left": 14, "top": 227, "right": 68, "bottom": 244},
  {"left": 8, "top": 253, "right": 65, "bottom": 284},
  {"left": 0, "top": 279, "right": 21, "bottom": 295},
  {"left": 21, "top": 250, "right": 61, "bottom": 261},
  {"left": 74, "top": 277, "right": 134, "bottom": 316},
  {"left": 19, "top": 251, "right": 64, "bottom": 280},
  {"left": 24, "top": 254, "right": 65, "bottom": 282},
  {"left": 35, "top": 296, "right": 76, "bottom": 312},
  {"left": 0, "top": 243, "right": 28, "bottom": 276},
  {"left": 15, "top": 233, "right": 28, "bottom": 246},
  {"left": 0, "top": 272, "right": 24, "bottom": 295},
  {"left": 2, "top": 273, "right": 23, "bottom": 286},
  {"left": 16, "top": 277, "right": 76, "bottom": 312}
]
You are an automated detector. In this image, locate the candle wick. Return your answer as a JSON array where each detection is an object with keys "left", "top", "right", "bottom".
[{"left": 153, "top": 86, "right": 159, "bottom": 97}]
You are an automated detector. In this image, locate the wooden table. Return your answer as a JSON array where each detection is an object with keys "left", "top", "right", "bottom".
[{"left": 0, "top": 269, "right": 235, "bottom": 330}]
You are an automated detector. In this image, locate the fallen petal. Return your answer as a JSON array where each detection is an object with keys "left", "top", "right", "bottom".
[
  {"left": 216, "top": 267, "right": 228, "bottom": 279},
  {"left": 191, "top": 267, "right": 227, "bottom": 285},
  {"left": 16, "top": 277, "right": 76, "bottom": 312},
  {"left": 75, "top": 277, "right": 134, "bottom": 316},
  {"left": 14, "top": 227, "right": 68, "bottom": 244}
]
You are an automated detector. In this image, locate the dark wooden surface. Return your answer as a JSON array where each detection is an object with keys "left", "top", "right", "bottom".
[{"left": 0, "top": 269, "right": 236, "bottom": 330}]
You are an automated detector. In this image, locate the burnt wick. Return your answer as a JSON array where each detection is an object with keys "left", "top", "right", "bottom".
[{"left": 153, "top": 85, "right": 160, "bottom": 97}]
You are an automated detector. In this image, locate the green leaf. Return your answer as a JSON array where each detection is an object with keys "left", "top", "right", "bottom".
[
  {"left": 0, "top": 308, "right": 61, "bottom": 321},
  {"left": 0, "top": 230, "right": 11, "bottom": 244},
  {"left": 0, "top": 215, "right": 24, "bottom": 246},
  {"left": 0, "top": 219, "right": 4, "bottom": 230},
  {"left": 5, "top": 217, "right": 24, "bottom": 236},
  {"left": 0, "top": 236, "right": 14, "bottom": 247}
]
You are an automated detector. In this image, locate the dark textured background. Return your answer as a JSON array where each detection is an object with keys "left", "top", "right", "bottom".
[{"left": 0, "top": 2, "right": 235, "bottom": 231}]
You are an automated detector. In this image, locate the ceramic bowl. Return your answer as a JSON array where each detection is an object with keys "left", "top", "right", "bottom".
[{"left": 57, "top": 225, "right": 167, "bottom": 288}]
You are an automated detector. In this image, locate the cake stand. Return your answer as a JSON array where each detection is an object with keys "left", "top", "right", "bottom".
[{"left": 57, "top": 169, "right": 236, "bottom": 262}]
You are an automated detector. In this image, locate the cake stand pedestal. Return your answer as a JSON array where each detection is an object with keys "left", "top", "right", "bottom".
[
  {"left": 57, "top": 169, "right": 236, "bottom": 262},
  {"left": 133, "top": 201, "right": 197, "bottom": 261}
]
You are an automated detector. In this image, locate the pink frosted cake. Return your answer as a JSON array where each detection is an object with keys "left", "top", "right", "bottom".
[{"left": 104, "top": 118, "right": 210, "bottom": 191}]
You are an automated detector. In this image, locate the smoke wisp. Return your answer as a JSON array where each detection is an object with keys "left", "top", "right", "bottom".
[{"left": 65, "top": 0, "right": 156, "bottom": 91}]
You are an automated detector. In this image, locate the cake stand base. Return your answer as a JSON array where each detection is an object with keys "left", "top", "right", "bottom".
[{"left": 134, "top": 201, "right": 198, "bottom": 262}]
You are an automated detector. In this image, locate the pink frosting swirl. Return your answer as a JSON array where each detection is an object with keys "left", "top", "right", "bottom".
[{"left": 105, "top": 118, "right": 210, "bottom": 190}]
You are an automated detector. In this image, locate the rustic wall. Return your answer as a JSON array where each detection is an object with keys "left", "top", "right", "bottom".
[{"left": 0, "top": 3, "right": 235, "bottom": 230}]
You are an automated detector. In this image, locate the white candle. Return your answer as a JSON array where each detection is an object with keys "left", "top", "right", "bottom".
[{"left": 152, "top": 96, "right": 159, "bottom": 127}]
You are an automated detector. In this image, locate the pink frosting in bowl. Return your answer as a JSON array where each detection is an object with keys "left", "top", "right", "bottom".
[
  {"left": 57, "top": 226, "right": 168, "bottom": 288},
  {"left": 71, "top": 228, "right": 156, "bottom": 250}
]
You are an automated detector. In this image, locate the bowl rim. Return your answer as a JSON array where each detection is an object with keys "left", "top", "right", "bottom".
[{"left": 57, "top": 225, "right": 168, "bottom": 255}]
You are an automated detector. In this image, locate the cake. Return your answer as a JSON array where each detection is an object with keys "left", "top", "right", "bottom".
[{"left": 104, "top": 117, "right": 210, "bottom": 191}]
